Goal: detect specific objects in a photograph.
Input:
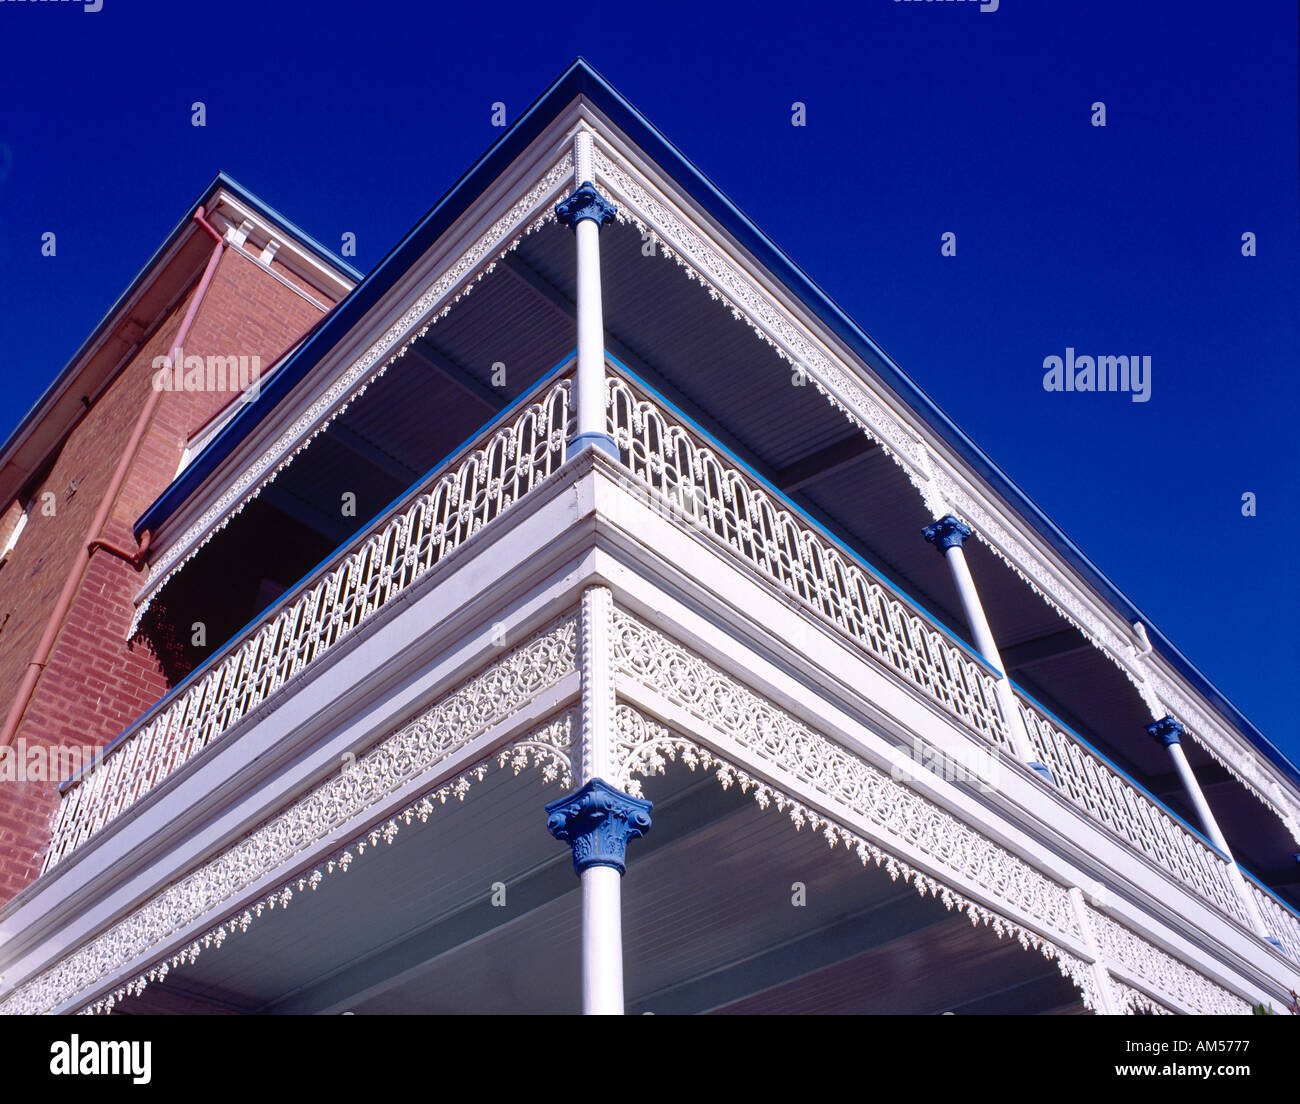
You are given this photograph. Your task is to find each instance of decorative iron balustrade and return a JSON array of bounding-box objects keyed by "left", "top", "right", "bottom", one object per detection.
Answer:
[
  {"left": 1017, "top": 699, "right": 1251, "bottom": 926},
  {"left": 1249, "top": 880, "right": 1300, "bottom": 961},
  {"left": 41, "top": 357, "right": 1300, "bottom": 966},
  {"left": 605, "top": 367, "right": 1298, "bottom": 956},
  {"left": 43, "top": 373, "right": 574, "bottom": 870},
  {"left": 605, "top": 373, "right": 1010, "bottom": 751}
]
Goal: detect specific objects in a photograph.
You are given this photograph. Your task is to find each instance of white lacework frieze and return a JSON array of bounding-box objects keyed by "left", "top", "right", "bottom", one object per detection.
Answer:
[
  {"left": 591, "top": 140, "right": 1298, "bottom": 844},
  {"left": 0, "top": 622, "right": 578, "bottom": 1017},
  {"left": 132, "top": 152, "right": 576, "bottom": 636},
  {"left": 605, "top": 374, "right": 1009, "bottom": 751},
  {"left": 71, "top": 715, "right": 575, "bottom": 1017},
  {"left": 45, "top": 377, "right": 575, "bottom": 871},
  {"left": 1090, "top": 910, "right": 1250, "bottom": 1016},
  {"left": 605, "top": 361, "right": 1255, "bottom": 934},
  {"left": 1114, "top": 982, "right": 1173, "bottom": 1016},
  {"left": 608, "top": 612, "right": 1081, "bottom": 947},
  {"left": 592, "top": 147, "right": 933, "bottom": 490},
  {"left": 611, "top": 701, "right": 1107, "bottom": 1012}
]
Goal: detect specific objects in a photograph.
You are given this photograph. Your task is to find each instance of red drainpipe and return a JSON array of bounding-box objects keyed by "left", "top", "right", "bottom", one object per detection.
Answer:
[{"left": 0, "top": 207, "right": 226, "bottom": 749}]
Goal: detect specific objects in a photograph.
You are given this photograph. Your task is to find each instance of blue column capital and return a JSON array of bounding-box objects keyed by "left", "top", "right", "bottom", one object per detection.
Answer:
[
  {"left": 922, "top": 514, "right": 972, "bottom": 552},
  {"left": 1146, "top": 715, "right": 1184, "bottom": 747},
  {"left": 547, "top": 777, "right": 652, "bottom": 875},
  {"left": 555, "top": 182, "right": 617, "bottom": 231}
]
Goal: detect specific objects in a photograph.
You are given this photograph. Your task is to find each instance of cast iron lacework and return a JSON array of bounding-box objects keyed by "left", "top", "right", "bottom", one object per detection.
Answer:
[
  {"left": 0, "top": 617, "right": 577, "bottom": 1016},
  {"left": 603, "top": 369, "right": 1300, "bottom": 953},
  {"left": 46, "top": 374, "right": 575, "bottom": 869},
  {"left": 608, "top": 611, "right": 1251, "bottom": 1015},
  {"left": 591, "top": 138, "right": 1299, "bottom": 840},
  {"left": 612, "top": 702, "right": 1103, "bottom": 1011},
  {"left": 605, "top": 373, "right": 1009, "bottom": 750},
  {"left": 1090, "top": 911, "right": 1250, "bottom": 1016}
]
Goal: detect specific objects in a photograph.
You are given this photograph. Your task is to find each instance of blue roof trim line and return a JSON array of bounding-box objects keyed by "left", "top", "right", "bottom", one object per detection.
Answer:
[
  {"left": 129, "top": 58, "right": 1295, "bottom": 788},
  {"left": 213, "top": 171, "right": 364, "bottom": 283}
]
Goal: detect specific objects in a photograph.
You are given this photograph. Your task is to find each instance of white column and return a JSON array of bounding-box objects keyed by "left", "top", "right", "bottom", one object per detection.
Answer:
[
  {"left": 1147, "top": 716, "right": 1273, "bottom": 941},
  {"left": 574, "top": 216, "right": 605, "bottom": 440},
  {"left": 579, "top": 585, "right": 615, "bottom": 782},
  {"left": 558, "top": 129, "right": 618, "bottom": 458},
  {"left": 546, "top": 587, "right": 653, "bottom": 1014},
  {"left": 923, "top": 515, "right": 1042, "bottom": 771},
  {"left": 581, "top": 864, "right": 625, "bottom": 1013}
]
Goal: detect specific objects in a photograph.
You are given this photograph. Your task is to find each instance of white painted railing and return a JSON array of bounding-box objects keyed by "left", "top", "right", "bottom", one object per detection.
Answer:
[
  {"left": 606, "top": 368, "right": 1298, "bottom": 954},
  {"left": 606, "top": 374, "right": 1010, "bottom": 752},
  {"left": 43, "top": 359, "right": 1300, "bottom": 962},
  {"left": 1017, "top": 699, "right": 1252, "bottom": 926},
  {"left": 1249, "top": 880, "right": 1300, "bottom": 961},
  {"left": 43, "top": 374, "right": 574, "bottom": 870}
]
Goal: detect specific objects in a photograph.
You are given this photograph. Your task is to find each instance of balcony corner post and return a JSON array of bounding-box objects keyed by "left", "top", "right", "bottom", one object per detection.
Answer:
[
  {"left": 921, "top": 514, "right": 1048, "bottom": 777},
  {"left": 1146, "top": 716, "right": 1275, "bottom": 944},
  {"left": 543, "top": 585, "right": 652, "bottom": 1015},
  {"left": 546, "top": 778, "right": 652, "bottom": 1015},
  {"left": 556, "top": 129, "right": 619, "bottom": 461}
]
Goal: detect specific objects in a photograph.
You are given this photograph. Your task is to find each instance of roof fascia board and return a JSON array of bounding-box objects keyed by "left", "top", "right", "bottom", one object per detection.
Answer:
[
  {"left": 209, "top": 190, "right": 357, "bottom": 300},
  {"left": 209, "top": 172, "right": 363, "bottom": 284}
]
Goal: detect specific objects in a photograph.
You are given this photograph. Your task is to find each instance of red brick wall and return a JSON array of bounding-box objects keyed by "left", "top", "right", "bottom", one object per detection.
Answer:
[{"left": 0, "top": 244, "right": 336, "bottom": 904}]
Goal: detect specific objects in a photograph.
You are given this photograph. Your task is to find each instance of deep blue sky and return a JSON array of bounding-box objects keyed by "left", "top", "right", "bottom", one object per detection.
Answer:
[{"left": 0, "top": 2, "right": 1295, "bottom": 757}]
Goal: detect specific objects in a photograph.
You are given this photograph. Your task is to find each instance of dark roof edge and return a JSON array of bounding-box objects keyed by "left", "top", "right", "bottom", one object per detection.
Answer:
[{"left": 132, "top": 59, "right": 1299, "bottom": 789}]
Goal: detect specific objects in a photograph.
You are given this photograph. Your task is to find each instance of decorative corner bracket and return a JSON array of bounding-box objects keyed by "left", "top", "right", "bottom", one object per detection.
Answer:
[
  {"left": 922, "top": 514, "right": 972, "bottom": 553},
  {"left": 1146, "top": 715, "right": 1184, "bottom": 748},
  {"left": 547, "top": 777, "right": 652, "bottom": 875},
  {"left": 555, "top": 183, "right": 617, "bottom": 231}
]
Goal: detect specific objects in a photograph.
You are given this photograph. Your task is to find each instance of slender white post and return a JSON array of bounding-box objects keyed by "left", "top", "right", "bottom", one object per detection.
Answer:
[
  {"left": 547, "top": 778, "right": 652, "bottom": 1014},
  {"left": 556, "top": 130, "right": 618, "bottom": 458},
  {"left": 1147, "top": 716, "right": 1273, "bottom": 942},
  {"left": 581, "top": 864, "right": 625, "bottom": 1012},
  {"left": 546, "top": 587, "right": 652, "bottom": 1014},
  {"left": 923, "top": 515, "right": 1044, "bottom": 772}
]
